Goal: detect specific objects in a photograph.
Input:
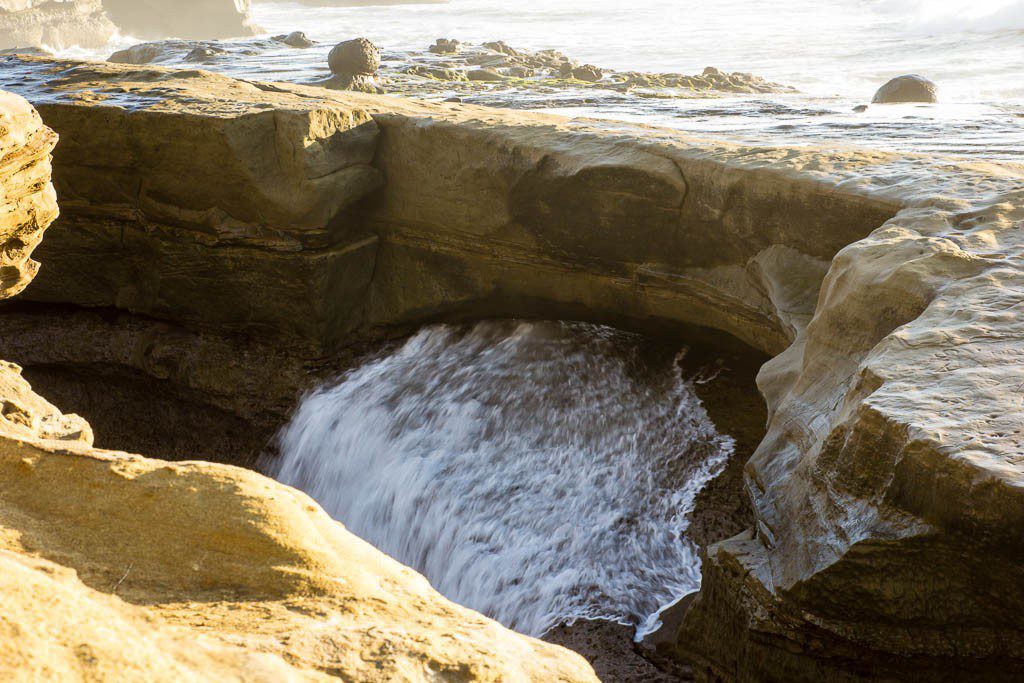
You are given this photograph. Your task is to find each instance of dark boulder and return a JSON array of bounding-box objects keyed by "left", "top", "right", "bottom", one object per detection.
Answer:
[
  {"left": 274, "top": 31, "right": 315, "bottom": 48},
  {"left": 872, "top": 74, "right": 937, "bottom": 103}
]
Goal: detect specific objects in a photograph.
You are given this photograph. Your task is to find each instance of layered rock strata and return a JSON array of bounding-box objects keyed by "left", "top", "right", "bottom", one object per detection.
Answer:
[
  {"left": 0, "top": 87, "right": 597, "bottom": 683},
  {"left": 1, "top": 56, "right": 1022, "bottom": 681}
]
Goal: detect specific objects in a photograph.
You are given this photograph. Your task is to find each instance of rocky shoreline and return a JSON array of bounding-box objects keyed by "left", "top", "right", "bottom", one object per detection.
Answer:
[
  {"left": 0, "top": 53, "right": 1021, "bottom": 682},
  {"left": 103, "top": 33, "right": 796, "bottom": 107}
]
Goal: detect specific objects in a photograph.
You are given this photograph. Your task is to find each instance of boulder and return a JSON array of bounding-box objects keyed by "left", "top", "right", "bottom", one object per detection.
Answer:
[
  {"left": 872, "top": 74, "right": 937, "bottom": 103},
  {"left": 328, "top": 37, "right": 380, "bottom": 76},
  {"left": 273, "top": 30, "right": 314, "bottom": 48},
  {"left": 108, "top": 43, "right": 162, "bottom": 64},
  {"left": 570, "top": 64, "right": 602, "bottom": 82}
]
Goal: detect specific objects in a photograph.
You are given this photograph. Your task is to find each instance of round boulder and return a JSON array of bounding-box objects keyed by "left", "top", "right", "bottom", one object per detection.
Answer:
[
  {"left": 872, "top": 74, "right": 937, "bottom": 104},
  {"left": 328, "top": 38, "right": 380, "bottom": 77}
]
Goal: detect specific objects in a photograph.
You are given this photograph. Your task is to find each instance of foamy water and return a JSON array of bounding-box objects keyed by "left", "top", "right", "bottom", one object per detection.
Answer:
[
  {"left": 265, "top": 321, "right": 734, "bottom": 638},
  {"left": 54, "top": 0, "right": 1024, "bottom": 160}
]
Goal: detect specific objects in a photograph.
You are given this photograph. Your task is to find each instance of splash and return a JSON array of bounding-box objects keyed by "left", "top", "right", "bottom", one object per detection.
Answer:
[{"left": 266, "top": 320, "right": 733, "bottom": 639}]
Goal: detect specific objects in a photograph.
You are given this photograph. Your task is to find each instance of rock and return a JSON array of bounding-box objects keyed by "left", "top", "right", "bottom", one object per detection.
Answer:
[
  {"left": 272, "top": 30, "right": 314, "bottom": 48},
  {"left": 702, "top": 66, "right": 722, "bottom": 77},
  {"left": 328, "top": 36, "right": 380, "bottom": 76},
  {"left": 0, "top": 85, "right": 599, "bottom": 682},
  {"left": 853, "top": 103, "right": 868, "bottom": 112},
  {"left": 3, "top": 58, "right": 1023, "bottom": 682},
  {"left": 429, "top": 37, "right": 461, "bottom": 54},
  {"left": 467, "top": 67, "right": 504, "bottom": 81},
  {"left": 507, "top": 65, "right": 535, "bottom": 79},
  {"left": 0, "top": 0, "right": 114, "bottom": 49},
  {"left": 100, "top": 0, "right": 255, "bottom": 40},
  {"left": 108, "top": 42, "right": 166, "bottom": 64},
  {"left": 0, "top": 88, "right": 58, "bottom": 299},
  {"left": 872, "top": 74, "right": 937, "bottom": 103},
  {"left": 570, "top": 64, "right": 602, "bottom": 82},
  {"left": 483, "top": 40, "right": 519, "bottom": 56},
  {"left": 184, "top": 45, "right": 225, "bottom": 63}
]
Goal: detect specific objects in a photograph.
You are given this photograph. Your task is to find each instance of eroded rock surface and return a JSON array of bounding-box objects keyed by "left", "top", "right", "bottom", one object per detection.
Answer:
[
  {"left": 1, "top": 57, "right": 1022, "bottom": 681},
  {"left": 0, "top": 86, "right": 597, "bottom": 683}
]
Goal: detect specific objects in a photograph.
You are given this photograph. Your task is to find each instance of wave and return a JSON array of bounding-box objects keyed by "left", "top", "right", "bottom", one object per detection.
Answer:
[{"left": 873, "top": 0, "right": 1024, "bottom": 34}]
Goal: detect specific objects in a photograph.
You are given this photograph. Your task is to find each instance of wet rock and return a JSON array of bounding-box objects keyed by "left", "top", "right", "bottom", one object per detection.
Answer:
[
  {"left": 405, "top": 65, "right": 466, "bottom": 81},
  {"left": 571, "top": 64, "right": 603, "bottom": 82},
  {"left": 872, "top": 74, "right": 937, "bottom": 103},
  {"left": 483, "top": 40, "right": 519, "bottom": 56},
  {"left": 108, "top": 42, "right": 166, "bottom": 65},
  {"left": 853, "top": 104, "right": 868, "bottom": 113},
  {"left": 507, "top": 66, "right": 535, "bottom": 79},
  {"left": 185, "top": 46, "right": 226, "bottom": 63},
  {"left": 273, "top": 31, "right": 315, "bottom": 48},
  {"left": 429, "top": 38, "right": 461, "bottom": 54},
  {"left": 328, "top": 37, "right": 380, "bottom": 76},
  {"left": 468, "top": 68, "right": 504, "bottom": 82}
]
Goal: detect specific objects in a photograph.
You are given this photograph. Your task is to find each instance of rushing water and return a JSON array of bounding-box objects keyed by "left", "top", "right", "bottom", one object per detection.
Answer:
[{"left": 266, "top": 321, "right": 734, "bottom": 638}]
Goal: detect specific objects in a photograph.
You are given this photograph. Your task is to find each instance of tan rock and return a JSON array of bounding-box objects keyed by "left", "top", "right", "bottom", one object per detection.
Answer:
[
  {"left": 0, "top": 89, "right": 57, "bottom": 299},
  {"left": 0, "top": 57, "right": 1022, "bottom": 680},
  {"left": 0, "top": 85, "right": 598, "bottom": 682}
]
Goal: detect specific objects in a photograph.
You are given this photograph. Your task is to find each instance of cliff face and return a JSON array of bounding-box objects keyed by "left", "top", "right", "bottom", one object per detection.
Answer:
[
  {"left": 0, "top": 0, "right": 253, "bottom": 49},
  {"left": 0, "top": 0, "right": 114, "bottom": 49},
  {"left": 101, "top": 0, "right": 255, "bottom": 40},
  {"left": 1, "top": 56, "right": 1023, "bottom": 681},
  {"left": 0, "top": 86, "right": 598, "bottom": 683}
]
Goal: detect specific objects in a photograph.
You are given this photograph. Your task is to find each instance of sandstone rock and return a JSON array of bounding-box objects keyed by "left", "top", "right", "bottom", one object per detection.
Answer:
[
  {"left": 468, "top": 67, "right": 504, "bottom": 81},
  {"left": 184, "top": 45, "right": 226, "bottom": 63},
  {"left": 2, "top": 58, "right": 1022, "bottom": 681},
  {"left": 483, "top": 40, "right": 519, "bottom": 56},
  {"left": 0, "top": 89, "right": 57, "bottom": 299},
  {"left": 101, "top": 0, "right": 255, "bottom": 40},
  {"left": 0, "top": 0, "right": 114, "bottom": 49},
  {"left": 328, "top": 37, "right": 380, "bottom": 76},
  {"left": 107, "top": 42, "right": 166, "bottom": 64},
  {"left": 0, "top": 85, "right": 598, "bottom": 682},
  {"left": 273, "top": 30, "right": 315, "bottom": 48},
  {"left": 872, "top": 73, "right": 937, "bottom": 103},
  {"left": 570, "top": 64, "right": 602, "bottom": 82},
  {"left": 429, "top": 37, "right": 461, "bottom": 54}
]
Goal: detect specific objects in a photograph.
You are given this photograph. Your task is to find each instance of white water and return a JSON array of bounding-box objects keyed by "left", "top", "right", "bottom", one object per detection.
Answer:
[
  {"left": 53, "top": 0, "right": 1024, "bottom": 160},
  {"left": 267, "top": 321, "right": 734, "bottom": 638}
]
